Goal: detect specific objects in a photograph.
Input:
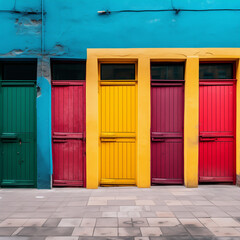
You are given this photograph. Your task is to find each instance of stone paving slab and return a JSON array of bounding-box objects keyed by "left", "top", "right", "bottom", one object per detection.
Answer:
[{"left": 0, "top": 186, "right": 240, "bottom": 239}]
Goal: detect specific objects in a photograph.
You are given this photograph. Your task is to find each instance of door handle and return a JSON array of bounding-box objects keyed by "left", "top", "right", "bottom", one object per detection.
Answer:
[
  {"left": 53, "top": 139, "right": 67, "bottom": 143},
  {"left": 200, "top": 137, "right": 217, "bottom": 142},
  {"left": 101, "top": 138, "right": 117, "bottom": 142},
  {"left": 152, "top": 137, "right": 165, "bottom": 142}
]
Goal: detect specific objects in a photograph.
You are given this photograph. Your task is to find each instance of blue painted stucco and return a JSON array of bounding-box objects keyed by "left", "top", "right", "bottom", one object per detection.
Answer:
[{"left": 0, "top": 0, "right": 240, "bottom": 188}]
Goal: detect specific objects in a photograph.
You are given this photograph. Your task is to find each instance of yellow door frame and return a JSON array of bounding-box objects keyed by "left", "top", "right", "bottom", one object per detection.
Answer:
[{"left": 86, "top": 48, "right": 240, "bottom": 188}]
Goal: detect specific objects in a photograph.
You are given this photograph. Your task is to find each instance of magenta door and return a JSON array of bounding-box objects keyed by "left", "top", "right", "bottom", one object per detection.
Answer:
[
  {"left": 52, "top": 81, "right": 85, "bottom": 187},
  {"left": 151, "top": 82, "right": 184, "bottom": 184},
  {"left": 199, "top": 82, "right": 235, "bottom": 183}
]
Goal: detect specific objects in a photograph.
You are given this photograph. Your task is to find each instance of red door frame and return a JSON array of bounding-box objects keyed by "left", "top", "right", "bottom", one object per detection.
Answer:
[
  {"left": 151, "top": 78, "right": 185, "bottom": 185},
  {"left": 199, "top": 61, "right": 236, "bottom": 184},
  {"left": 51, "top": 80, "right": 86, "bottom": 187}
]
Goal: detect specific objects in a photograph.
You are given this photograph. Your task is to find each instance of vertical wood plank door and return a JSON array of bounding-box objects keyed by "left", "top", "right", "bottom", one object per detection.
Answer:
[
  {"left": 52, "top": 81, "right": 85, "bottom": 187},
  {"left": 151, "top": 83, "right": 184, "bottom": 184},
  {"left": 100, "top": 84, "right": 137, "bottom": 185},
  {"left": 0, "top": 83, "right": 37, "bottom": 187},
  {"left": 199, "top": 82, "right": 235, "bottom": 183}
]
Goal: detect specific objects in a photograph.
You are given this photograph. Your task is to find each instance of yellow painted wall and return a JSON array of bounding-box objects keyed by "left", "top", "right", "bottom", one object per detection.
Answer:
[
  {"left": 184, "top": 57, "right": 199, "bottom": 187},
  {"left": 86, "top": 48, "right": 240, "bottom": 189}
]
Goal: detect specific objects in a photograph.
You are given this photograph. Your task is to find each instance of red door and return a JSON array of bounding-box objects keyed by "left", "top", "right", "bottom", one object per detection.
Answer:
[
  {"left": 52, "top": 81, "right": 85, "bottom": 187},
  {"left": 199, "top": 80, "right": 235, "bottom": 183},
  {"left": 151, "top": 82, "right": 184, "bottom": 184}
]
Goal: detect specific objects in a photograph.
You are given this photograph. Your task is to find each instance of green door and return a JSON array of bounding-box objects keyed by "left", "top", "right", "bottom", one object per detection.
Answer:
[{"left": 0, "top": 73, "right": 37, "bottom": 187}]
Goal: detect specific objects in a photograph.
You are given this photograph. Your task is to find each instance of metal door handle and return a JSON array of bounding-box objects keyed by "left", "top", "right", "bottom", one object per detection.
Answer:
[
  {"left": 53, "top": 139, "right": 67, "bottom": 143},
  {"left": 152, "top": 138, "right": 165, "bottom": 142},
  {"left": 200, "top": 138, "right": 217, "bottom": 142}
]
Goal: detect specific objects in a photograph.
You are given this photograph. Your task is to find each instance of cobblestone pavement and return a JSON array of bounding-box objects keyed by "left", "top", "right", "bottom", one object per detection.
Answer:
[{"left": 1, "top": 186, "right": 240, "bottom": 239}]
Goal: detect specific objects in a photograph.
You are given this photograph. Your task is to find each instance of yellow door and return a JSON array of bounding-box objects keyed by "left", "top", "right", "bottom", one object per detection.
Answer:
[{"left": 100, "top": 64, "right": 137, "bottom": 185}]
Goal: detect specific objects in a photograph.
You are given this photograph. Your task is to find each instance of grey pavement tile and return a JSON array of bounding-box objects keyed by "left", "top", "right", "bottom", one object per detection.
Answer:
[
  {"left": 186, "top": 227, "right": 213, "bottom": 236},
  {"left": 78, "top": 237, "right": 133, "bottom": 240},
  {"left": 179, "top": 218, "right": 204, "bottom": 228},
  {"left": 118, "top": 218, "right": 133, "bottom": 227},
  {"left": 72, "top": 227, "right": 94, "bottom": 236},
  {"left": 0, "top": 238, "right": 45, "bottom": 240},
  {"left": 81, "top": 218, "right": 96, "bottom": 227},
  {"left": 17, "top": 227, "right": 74, "bottom": 236},
  {"left": 140, "top": 212, "right": 157, "bottom": 218},
  {"left": 147, "top": 218, "right": 180, "bottom": 227},
  {"left": 119, "top": 227, "right": 141, "bottom": 236},
  {"left": 132, "top": 218, "right": 148, "bottom": 227},
  {"left": 23, "top": 219, "right": 47, "bottom": 227},
  {"left": 93, "top": 227, "right": 118, "bottom": 236},
  {"left": 108, "top": 200, "right": 136, "bottom": 206},
  {"left": 160, "top": 226, "right": 189, "bottom": 236},
  {"left": 43, "top": 218, "right": 61, "bottom": 227},
  {"left": 102, "top": 212, "right": 118, "bottom": 217},
  {"left": 58, "top": 218, "right": 82, "bottom": 227},
  {"left": 0, "top": 219, "right": 27, "bottom": 227},
  {"left": 173, "top": 212, "right": 194, "bottom": 218},
  {"left": 45, "top": 238, "right": 78, "bottom": 240},
  {"left": 96, "top": 217, "right": 118, "bottom": 227},
  {"left": 208, "top": 227, "right": 240, "bottom": 237},
  {"left": 0, "top": 227, "right": 18, "bottom": 236},
  {"left": 150, "top": 236, "right": 193, "bottom": 240},
  {"left": 140, "top": 227, "right": 162, "bottom": 236}
]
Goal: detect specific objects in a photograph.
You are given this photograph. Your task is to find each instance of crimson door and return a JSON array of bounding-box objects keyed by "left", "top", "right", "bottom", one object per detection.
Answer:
[
  {"left": 52, "top": 81, "right": 85, "bottom": 187},
  {"left": 199, "top": 80, "right": 235, "bottom": 183},
  {"left": 151, "top": 82, "right": 184, "bottom": 184}
]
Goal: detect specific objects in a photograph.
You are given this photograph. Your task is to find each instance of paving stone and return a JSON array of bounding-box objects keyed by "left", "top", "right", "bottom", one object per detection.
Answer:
[
  {"left": 45, "top": 237, "right": 79, "bottom": 240},
  {"left": 93, "top": 227, "right": 118, "bottom": 236},
  {"left": 58, "top": 218, "right": 82, "bottom": 227},
  {"left": 102, "top": 212, "right": 118, "bottom": 217},
  {"left": 140, "top": 227, "right": 162, "bottom": 236},
  {"left": 72, "top": 227, "right": 94, "bottom": 236},
  {"left": 118, "top": 218, "right": 133, "bottom": 227},
  {"left": 136, "top": 200, "right": 155, "bottom": 206},
  {"left": 132, "top": 218, "right": 148, "bottom": 227},
  {"left": 23, "top": 219, "right": 47, "bottom": 227},
  {"left": 134, "top": 237, "right": 149, "bottom": 240},
  {"left": 0, "top": 219, "right": 27, "bottom": 227},
  {"left": 156, "top": 212, "right": 175, "bottom": 218},
  {"left": 186, "top": 227, "right": 213, "bottom": 236},
  {"left": 198, "top": 218, "right": 218, "bottom": 227},
  {"left": 208, "top": 227, "right": 240, "bottom": 236},
  {"left": 211, "top": 218, "right": 240, "bottom": 227},
  {"left": 147, "top": 218, "right": 180, "bottom": 227},
  {"left": 108, "top": 200, "right": 136, "bottom": 206},
  {"left": 96, "top": 218, "right": 118, "bottom": 227},
  {"left": 160, "top": 226, "right": 189, "bottom": 236},
  {"left": 43, "top": 218, "right": 61, "bottom": 227},
  {"left": 80, "top": 218, "right": 96, "bottom": 227},
  {"left": 119, "top": 227, "right": 141, "bottom": 236},
  {"left": 179, "top": 218, "right": 204, "bottom": 227},
  {"left": 0, "top": 227, "right": 18, "bottom": 236},
  {"left": 17, "top": 227, "right": 74, "bottom": 236}
]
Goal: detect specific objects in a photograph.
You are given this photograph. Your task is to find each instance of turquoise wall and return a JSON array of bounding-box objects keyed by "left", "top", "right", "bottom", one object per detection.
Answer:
[{"left": 0, "top": 0, "right": 240, "bottom": 188}]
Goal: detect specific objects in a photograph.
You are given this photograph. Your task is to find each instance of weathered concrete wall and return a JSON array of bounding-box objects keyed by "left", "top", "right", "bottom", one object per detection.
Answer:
[{"left": 0, "top": 0, "right": 240, "bottom": 188}]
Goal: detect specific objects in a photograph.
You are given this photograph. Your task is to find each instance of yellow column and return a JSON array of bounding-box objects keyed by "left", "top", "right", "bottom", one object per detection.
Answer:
[
  {"left": 184, "top": 56, "right": 199, "bottom": 188},
  {"left": 86, "top": 54, "right": 99, "bottom": 188},
  {"left": 236, "top": 59, "right": 240, "bottom": 186},
  {"left": 137, "top": 57, "right": 151, "bottom": 188}
]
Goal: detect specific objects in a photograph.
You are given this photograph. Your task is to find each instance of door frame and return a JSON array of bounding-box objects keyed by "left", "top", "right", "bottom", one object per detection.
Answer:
[{"left": 199, "top": 61, "right": 236, "bottom": 184}]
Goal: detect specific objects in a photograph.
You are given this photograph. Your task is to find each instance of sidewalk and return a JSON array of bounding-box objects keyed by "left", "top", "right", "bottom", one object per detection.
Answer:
[{"left": 0, "top": 185, "right": 240, "bottom": 239}]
